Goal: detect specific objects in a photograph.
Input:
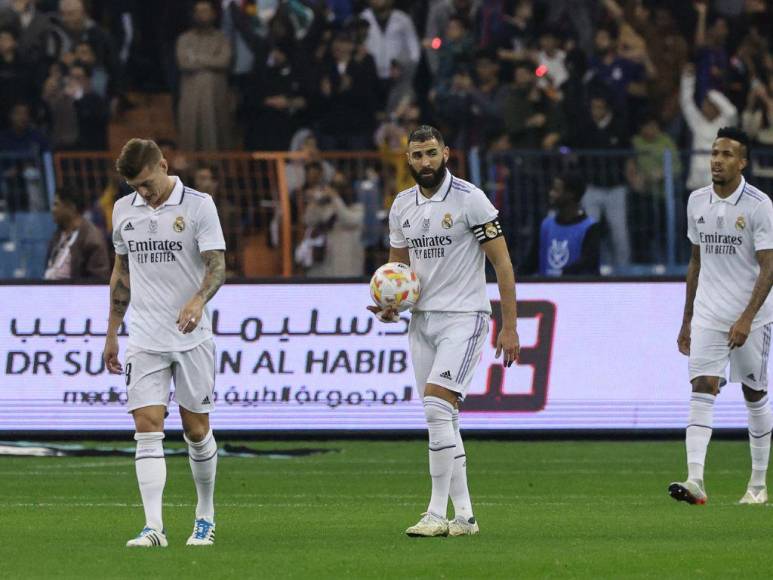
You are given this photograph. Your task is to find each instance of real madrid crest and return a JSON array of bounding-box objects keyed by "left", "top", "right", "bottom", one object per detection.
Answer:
[
  {"left": 173, "top": 216, "right": 186, "bottom": 233},
  {"left": 735, "top": 216, "right": 746, "bottom": 231},
  {"left": 441, "top": 213, "right": 453, "bottom": 229},
  {"left": 485, "top": 222, "right": 498, "bottom": 238}
]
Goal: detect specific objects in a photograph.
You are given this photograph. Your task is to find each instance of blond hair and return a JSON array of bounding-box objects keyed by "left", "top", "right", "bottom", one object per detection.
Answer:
[{"left": 115, "top": 138, "right": 162, "bottom": 179}]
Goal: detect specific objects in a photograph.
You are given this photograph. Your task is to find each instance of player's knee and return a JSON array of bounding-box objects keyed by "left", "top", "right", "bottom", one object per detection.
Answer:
[
  {"left": 133, "top": 413, "right": 164, "bottom": 433},
  {"left": 742, "top": 385, "right": 766, "bottom": 402},
  {"left": 691, "top": 376, "right": 719, "bottom": 395},
  {"left": 423, "top": 395, "right": 454, "bottom": 426}
]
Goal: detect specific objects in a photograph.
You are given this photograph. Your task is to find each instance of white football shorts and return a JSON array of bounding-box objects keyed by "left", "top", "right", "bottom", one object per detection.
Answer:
[
  {"left": 125, "top": 339, "right": 216, "bottom": 413},
  {"left": 409, "top": 311, "right": 490, "bottom": 399},
  {"left": 689, "top": 324, "right": 772, "bottom": 390}
]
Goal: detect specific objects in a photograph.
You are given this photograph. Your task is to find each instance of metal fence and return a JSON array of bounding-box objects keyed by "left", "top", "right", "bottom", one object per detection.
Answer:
[
  {"left": 0, "top": 148, "right": 771, "bottom": 279},
  {"left": 482, "top": 148, "right": 773, "bottom": 275}
]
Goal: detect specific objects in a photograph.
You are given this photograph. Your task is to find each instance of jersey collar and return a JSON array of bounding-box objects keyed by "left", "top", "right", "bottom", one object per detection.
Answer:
[
  {"left": 710, "top": 177, "right": 745, "bottom": 205},
  {"left": 131, "top": 176, "right": 184, "bottom": 207},
  {"left": 415, "top": 170, "right": 452, "bottom": 206}
]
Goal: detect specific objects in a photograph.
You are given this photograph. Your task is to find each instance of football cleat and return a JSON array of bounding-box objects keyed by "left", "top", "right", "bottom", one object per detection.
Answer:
[
  {"left": 126, "top": 527, "right": 168, "bottom": 548},
  {"left": 739, "top": 487, "right": 768, "bottom": 504},
  {"left": 405, "top": 512, "right": 448, "bottom": 537},
  {"left": 668, "top": 480, "right": 707, "bottom": 505},
  {"left": 186, "top": 519, "right": 216, "bottom": 546},
  {"left": 448, "top": 516, "right": 480, "bottom": 536}
]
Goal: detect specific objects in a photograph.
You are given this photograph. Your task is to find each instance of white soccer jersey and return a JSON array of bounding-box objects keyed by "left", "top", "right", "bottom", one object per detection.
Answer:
[
  {"left": 687, "top": 178, "right": 773, "bottom": 331},
  {"left": 389, "top": 170, "right": 499, "bottom": 313},
  {"left": 112, "top": 177, "right": 226, "bottom": 352}
]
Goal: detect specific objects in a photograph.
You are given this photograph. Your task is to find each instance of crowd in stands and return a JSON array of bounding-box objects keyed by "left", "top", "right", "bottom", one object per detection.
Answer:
[{"left": 1, "top": 0, "right": 773, "bottom": 278}]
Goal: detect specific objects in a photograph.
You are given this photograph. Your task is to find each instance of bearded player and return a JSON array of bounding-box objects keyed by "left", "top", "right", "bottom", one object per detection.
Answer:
[{"left": 369, "top": 125, "right": 520, "bottom": 536}]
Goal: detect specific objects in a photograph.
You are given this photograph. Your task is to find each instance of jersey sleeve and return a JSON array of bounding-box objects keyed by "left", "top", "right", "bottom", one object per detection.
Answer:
[
  {"left": 686, "top": 196, "right": 699, "bottom": 245},
  {"left": 466, "top": 188, "right": 501, "bottom": 244},
  {"left": 388, "top": 200, "right": 407, "bottom": 249},
  {"left": 195, "top": 196, "right": 227, "bottom": 252},
  {"left": 112, "top": 203, "right": 128, "bottom": 255},
  {"left": 752, "top": 198, "right": 773, "bottom": 251}
]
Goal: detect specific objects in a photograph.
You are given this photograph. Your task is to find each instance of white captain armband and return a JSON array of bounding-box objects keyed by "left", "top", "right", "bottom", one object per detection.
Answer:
[{"left": 471, "top": 219, "right": 503, "bottom": 244}]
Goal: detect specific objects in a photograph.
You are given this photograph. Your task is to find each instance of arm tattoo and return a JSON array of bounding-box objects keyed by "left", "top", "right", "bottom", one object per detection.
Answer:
[
  {"left": 197, "top": 250, "right": 226, "bottom": 303},
  {"left": 110, "top": 255, "right": 131, "bottom": 319}
]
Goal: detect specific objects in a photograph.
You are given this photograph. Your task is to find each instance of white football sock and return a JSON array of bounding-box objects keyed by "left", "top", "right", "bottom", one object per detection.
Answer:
[
  {"left": 449, "top": 409, "right": 473, "bottom": 521},
  {"left": 686, "top": 392, "right": 716, "bottom": 483},
  {"left": 134, "top": 432, "right": 166, "bottom": 531},
  {"left": 423, "top": 396, "right": 456, "bottom": 518},
  {"left": 746, "top": 395, "right": 772, "bottom": 488},
  {"left": 185, "top": 429, "right": 218, "bottom": 522}
]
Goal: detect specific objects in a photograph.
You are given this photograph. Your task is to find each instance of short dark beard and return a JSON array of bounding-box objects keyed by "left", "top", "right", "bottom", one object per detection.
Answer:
[{"left": 410, "top": 159, "right": 447, "bottom": 190}]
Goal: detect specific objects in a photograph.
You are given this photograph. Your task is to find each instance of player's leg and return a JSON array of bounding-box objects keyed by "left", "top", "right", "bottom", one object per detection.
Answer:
[
  {"left": 447, "top": 313, "right": 487, "bottom": 536},
  {"left": 173, "top": 340, "right": 217, "bottom": 545},
  {"left": 730, "top": 324, "right": 772, "bottom": 503},
  {"left": 669, "top": 327, "right": 727, "bottom": 504},
  {"left": 407, "top": 313, "right": 487, "bottom": 537},
  {"left": 124, "top": 348, "right": 172, "bottom": 547},
  {"left": 405, "top": 313, "right": 451, "bottom": 537}
]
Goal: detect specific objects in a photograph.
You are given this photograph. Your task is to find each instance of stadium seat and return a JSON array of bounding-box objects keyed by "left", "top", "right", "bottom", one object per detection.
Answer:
[
  {"left": 0, "top": 241, "right": 22, "bottom": 278},
  {"left": 20, "top": 240, "right": 49, "bottom": 279},
  {"left": 0, "top": 212, "right": 11, "bottom": 240},
  {"left": 15, "top": 212, "right": 55, "bottom": 242}
]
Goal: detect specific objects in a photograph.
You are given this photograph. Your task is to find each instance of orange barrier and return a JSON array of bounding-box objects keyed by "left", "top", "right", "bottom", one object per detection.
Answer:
[{"left": 54, "top": 150, "right": 466, "bottom": 277}]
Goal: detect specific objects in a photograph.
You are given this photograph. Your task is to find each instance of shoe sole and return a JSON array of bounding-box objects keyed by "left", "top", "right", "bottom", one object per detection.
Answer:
[
  {"left": 405, "top": 530, "right": 448, "bottom": 537},
  {"left": 668, "top": 483, "right": 706, "bottom": 505}
]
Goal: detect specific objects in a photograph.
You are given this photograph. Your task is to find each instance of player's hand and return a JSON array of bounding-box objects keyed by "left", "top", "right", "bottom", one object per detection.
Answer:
[
  {"left": 177, "top": 296, "right": 205, "bottom": 334},
  {"left": 366, "top": 304, "right": 399, "bottom": 323},
  {"left": 728, "top": 316, "right": 752, "bottom": 349},
  {"left": 677, "top": 321, "right": 691, "bottom": 356},
  {"left": 495, "top": 327, "right": 520, "bottom": 367},
  {"left": 103, "top": 334, "right": 122, "bottom": 374}
]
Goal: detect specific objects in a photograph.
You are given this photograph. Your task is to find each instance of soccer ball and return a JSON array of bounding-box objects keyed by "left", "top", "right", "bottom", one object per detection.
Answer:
[{"left": 369, "top": 262, "right": 420, "bottom": 312}]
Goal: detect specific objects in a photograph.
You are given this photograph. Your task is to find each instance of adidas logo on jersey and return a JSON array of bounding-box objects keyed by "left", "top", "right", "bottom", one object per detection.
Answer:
[
  {"left": 201, "top": 396, "right": 211, "bottom": 405},
  {"left": 697, "top": 216, "right": 705, "bottom": 224},
  {"left": 123, "top": 222, "right": 135, "bottom": 231},
  {"left": 402, "top": 219, "right": 410, "bottom": 228},
  {"left": 440, "top": 370, "right": 453, "bottom": 380}
]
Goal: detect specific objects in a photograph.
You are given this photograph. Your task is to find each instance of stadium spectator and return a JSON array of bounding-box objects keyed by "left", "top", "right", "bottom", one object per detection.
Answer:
[
  {"left": 314, "top": 29, "right": 379, "bottom": 151},
  {"left": 575, "top": 92, "right": 631, "bottom": 270},
  {"left": 175, "top": 0, "right": 233, "bottom": 151},
  {"left": 360, "top": 0, "right": 421, "bottom": 98},
  {"left": 423, "top": 0, "right": 480, "bottom": 76},
  {"left": 67, "top": 63, "right": 109, "bottom": 150},
  {"left": 0, "top": 102, "right": 49, "bottom": 153},
  {"left": 45, "top": 0, "right": 120, "bottom": 98},
  {"left": 495, "top": 0, "right": 534, "bottom": 65},
  {"left": 629, "top": 115, "right": 682, "bottom": 263},
  {"left": 742, "top": 76, "right": 773, "bottom": 180},
  {"left": 680, "top": 64, "right": 738, "bottom": 191},
  {"left": 244, "top": 41, "right": 308, "bottom": 151},
  {"left": 692, "top": 1, "right": 729, "bottom": 104},
  {"left": 534, "top": 28, "right": 567, "bottom": 91},
  {"left": 586, "top": 25, "right": 646, "bottom": 120},
  {"left": 498, "top": 60, "right": 561, "bottom": 150},
  {"left": 0, "top": 27, "right": 35, "bottom": 128},
  {"left": 286, "top": 129, "right": 334, "bottom": 195},
  {"left": 73, "top": 40, "right": 107, "bottom": 97},
  {"left": 433, "top": 14, "right": 474, "bottom": 89},
  {"left": 41, "top": 61, "right": 78, "bottom": 149},
  {"left": 296, "top": 167, "right": 364, "bottom": 277},
  {"left": 0, "top": 0, "right": 51, "bottom": 70},
  {"left": 43, "top": 184, "right": 109, "bottom": 281},
  {"left": 523, "top": 171, "right": 600, "bottom": 277}
]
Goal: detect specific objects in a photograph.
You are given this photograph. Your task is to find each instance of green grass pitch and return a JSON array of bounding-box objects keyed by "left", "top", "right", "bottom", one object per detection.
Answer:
[{"left": 2, "top": 439, "right": 773, "bottom": 579}]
